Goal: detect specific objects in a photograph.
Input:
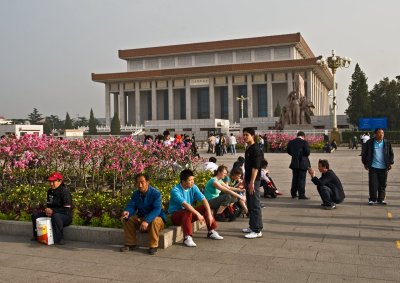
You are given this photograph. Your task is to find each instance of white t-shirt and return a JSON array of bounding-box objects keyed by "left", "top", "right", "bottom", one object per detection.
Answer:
[
  {"left": 361, "top": 135, "right": 370, "bottom": 144},
  {"left": 204, "top": 162, "right": 218, "bottom": 172},
  {"left": 229, "top": 135, "right": 237, "bottom": 145}
]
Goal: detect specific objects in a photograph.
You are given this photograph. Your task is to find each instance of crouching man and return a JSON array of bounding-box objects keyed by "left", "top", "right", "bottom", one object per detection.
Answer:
[
  {"left": 31, "top": 172, "right": 72, "bottom": 245},
  {"left": 308, "top": 159, "right": 345, "bottom": 210},
  {"left": 169, "top": 169, "right": 223, "bottom": 247},
  {"left": 120, "top": 173, "right": 166, "bottom": 255}
]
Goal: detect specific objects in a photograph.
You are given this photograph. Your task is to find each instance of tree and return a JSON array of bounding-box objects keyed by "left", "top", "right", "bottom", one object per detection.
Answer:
[
  {"left": 28, "top": 108, "right": 43, "bottom": 124},
  {"left": 369, "top": 77, "right": 400, "bottom": 129},
  {"left": 88, "top": 108, "right": 98, "bottom": 135},
  {"left": 74, "top": 117, "right": 88, "bottom": 128},
  {"left": 273, "top": 101, "right": 281, "bottom": 117},
  {"left": 64, "top": 112, "right": 73, "bottom": 129},
  {"left": 345, "top": 63, "right": 370, "bottom": 126},
  {"left": 110, "top": 113, "right": 121, "bottom": 135},
  {"left": 43, "top": 117, "right": 52, "bottom": 135}
]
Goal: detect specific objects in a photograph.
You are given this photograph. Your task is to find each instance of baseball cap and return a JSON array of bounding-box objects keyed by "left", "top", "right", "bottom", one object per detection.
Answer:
[{"left": 48, "top": 172, "right": 63, "bottom": 181}]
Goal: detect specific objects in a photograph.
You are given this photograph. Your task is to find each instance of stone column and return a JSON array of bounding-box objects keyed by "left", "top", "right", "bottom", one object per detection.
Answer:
[
  {"left": 209, "top": 77, "right": 215, "bottom": 119},
  {"left": 105, "top": 83, "right": 111, "bottom": 126},
  {"left": 267, "top": 73, "right": 273, "bottom": 117},
  {"left": 247, "top": 74, "right": 253, "bottom": 118},
  {"left": 287, "top": 72, "right": 293, "bottom": 93},
  {"left": 113, "top": 93, "right": 119, "bottom": 117},
  {"left": 135, "top": 82, "right": 141, "bottom": 125},
  {"left": 118, "top": 82, "right": 126, "bottom": 126},
  {"left": 307, "top": 70, "right": 312, "bottom": 100},
  {"left": 168, "top": 80, "right": 173, "bottom": 120},
  {"left": 185, "top": 79, "right": 191, "bottom": 119},
  {"left": 151, "top": 81, "right": 157, "bottom": 120},
  {"left": 227, "top": 75, "right": 234, "bottom": 122}
]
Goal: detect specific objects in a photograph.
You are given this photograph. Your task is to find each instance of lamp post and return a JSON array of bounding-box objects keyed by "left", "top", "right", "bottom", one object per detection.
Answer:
[
  {"left": 317, "top": 50, "right": 351, "bottom": 131},
  {"left": 236, "top": 95, "right": 248, "bottom": 119}
]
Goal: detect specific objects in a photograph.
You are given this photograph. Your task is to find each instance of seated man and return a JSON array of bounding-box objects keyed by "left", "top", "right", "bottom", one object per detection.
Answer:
[
  {"left": 169, "top": 169, "right": 223, "bottom": 247},
  {"left": 308, "top": 159, "right": 345, "bottom": 210},
  {"left": 31, "top": 172, "right": 72, "bottom": 245},
  {"left": 120, "top": 173, "right": 166, "bottom": 255}
]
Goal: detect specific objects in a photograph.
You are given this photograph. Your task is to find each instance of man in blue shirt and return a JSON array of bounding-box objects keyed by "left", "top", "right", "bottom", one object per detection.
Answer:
[
  {"left": 120, "top": 173, "right": 166, "bottom": 255},
  {"left": 169, "top": 169, "right": 223, "bottom": 247},
  {"left": 362, "top": 128, "right": 394, "bottom": 205}
]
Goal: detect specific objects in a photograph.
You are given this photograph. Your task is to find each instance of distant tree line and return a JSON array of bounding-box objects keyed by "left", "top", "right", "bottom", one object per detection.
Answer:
[{"left": 346, "top": 63, "right": 400, "bottom": 130}]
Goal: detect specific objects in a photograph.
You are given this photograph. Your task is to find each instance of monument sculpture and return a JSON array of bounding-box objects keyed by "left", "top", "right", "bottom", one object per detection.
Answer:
[{"left": 276, "top": 74, "right": 315, "bottom": 130}]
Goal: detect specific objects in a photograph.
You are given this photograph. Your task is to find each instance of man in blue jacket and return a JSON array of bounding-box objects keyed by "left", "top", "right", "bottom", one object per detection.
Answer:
[
  {"left": 362, "top": 128, "right": 394, "bottom": 205},
  {"left": 120, "top": 173, "right": 166, "bottom": 255}
]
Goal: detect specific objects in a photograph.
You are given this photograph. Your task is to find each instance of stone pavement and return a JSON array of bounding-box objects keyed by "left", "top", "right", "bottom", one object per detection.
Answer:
[{"left": 1, "top": 147, "right": 399, "bottom": 282}]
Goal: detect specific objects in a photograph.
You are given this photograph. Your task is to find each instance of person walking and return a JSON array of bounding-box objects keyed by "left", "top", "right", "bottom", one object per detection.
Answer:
[{"left": 362, "top": 128, "right": 394, "bottom": 205}]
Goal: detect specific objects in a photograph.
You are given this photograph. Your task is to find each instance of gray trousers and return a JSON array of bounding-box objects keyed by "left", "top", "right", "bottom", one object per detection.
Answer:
[{"left": 208, "top": 193, "right": 237, "bottom": 210}]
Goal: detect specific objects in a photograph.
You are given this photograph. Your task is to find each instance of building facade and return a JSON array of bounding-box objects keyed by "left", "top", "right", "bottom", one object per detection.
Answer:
[{"left": 92, "top": 33, "right": 334, "bottom": 138}]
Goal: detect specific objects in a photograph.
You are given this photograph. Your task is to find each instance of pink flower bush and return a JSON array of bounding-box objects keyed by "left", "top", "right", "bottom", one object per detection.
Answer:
[{"left": 0, "top": 135, "right": 202, "bottom": 193}]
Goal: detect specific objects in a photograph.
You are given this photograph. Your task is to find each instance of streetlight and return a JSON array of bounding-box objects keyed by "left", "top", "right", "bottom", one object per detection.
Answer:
[
  {"left": 317, "top": 50, "right": 351, "bottom": 131},
  {"left": 236, "top": 95, "right": 248, "bottom": 119}
]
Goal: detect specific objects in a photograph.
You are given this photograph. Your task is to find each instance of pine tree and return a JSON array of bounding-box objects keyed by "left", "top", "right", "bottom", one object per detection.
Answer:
[
  {"left": 28, "top": 108, "right": 43, "bottom": 124},
  {"left": 345, "top": 63, "right": 370, "bottom": 126},
  {"left": 43, "top": 117, "right": 52, "bottom": 135},
  {"left": 110, "top": 113, "right": 121, "bottom": 135},
  {"left": 274, "top": 101, "right": 281, "bottom": 117},
  {"left": 88, "top": 108, "right": 98, "bottom": 135},
  {"left": 64, "top": 112, "right": 73, "bottom": 129}
]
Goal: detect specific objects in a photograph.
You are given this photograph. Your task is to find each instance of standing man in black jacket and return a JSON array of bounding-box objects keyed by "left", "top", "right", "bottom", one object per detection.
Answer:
[
  {"left": 287, "top": 131, "right": 311, "bottom": 199},
  {"left": 362, "top": 128, "right": 394, "bottom": 205},
  {"left": 308, "top": 159, "right": 345, "bottom": 209},
  {"left": 31, "top": 172, "right": 72, "bottom": 245}
]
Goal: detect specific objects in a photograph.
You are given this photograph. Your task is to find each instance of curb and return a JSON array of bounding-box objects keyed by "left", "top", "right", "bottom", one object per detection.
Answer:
[{"left": 0, "top": 219, "right": 204, "bottom": 249}]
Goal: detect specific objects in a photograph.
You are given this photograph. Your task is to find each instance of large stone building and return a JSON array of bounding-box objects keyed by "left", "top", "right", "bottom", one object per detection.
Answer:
[{"left": 92, "top": 33, "right": 334, "bottom": 138}]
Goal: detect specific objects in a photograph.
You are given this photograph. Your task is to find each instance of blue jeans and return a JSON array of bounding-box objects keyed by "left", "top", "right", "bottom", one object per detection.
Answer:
[
  {"left": 317, "top": 185, "right": 335, "bottom": 206},
  {"left": 245, "top": 180, "right": 263, "bottom": 233},
  {"left": 230, "top": 144, "right": 236, "bottom": 155}
]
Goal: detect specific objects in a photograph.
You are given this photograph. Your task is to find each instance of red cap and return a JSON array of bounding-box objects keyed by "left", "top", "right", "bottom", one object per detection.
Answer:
[{"left": 48, "top": 172, "right": 63, "bottom": 181}]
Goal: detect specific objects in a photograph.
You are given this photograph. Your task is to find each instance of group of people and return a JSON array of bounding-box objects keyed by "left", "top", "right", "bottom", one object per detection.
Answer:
[
  {"left": 207, "top": 133, "right": 238, "bottom": 156},
  {"left": 30, "top": 127, "right": 394, "bottom": 256}
]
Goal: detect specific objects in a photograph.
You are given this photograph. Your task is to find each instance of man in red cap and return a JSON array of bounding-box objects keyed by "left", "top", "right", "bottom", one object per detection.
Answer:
[{"left": 31, "top": 172, "right": 72, "bottom": 245}]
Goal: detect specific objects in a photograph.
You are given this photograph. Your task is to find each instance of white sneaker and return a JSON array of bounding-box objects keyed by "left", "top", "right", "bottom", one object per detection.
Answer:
[
  {"left": 183, "top": 236, "right": 197, "bottom": 247},
  {"left": 207, "top": 230, "right": 223, "bottom": 240},
  {"left": 244, "top": 231, "right": 262, "bottom": 239},
  {"left": 242, "top": 228, "right": 252, "bottom": 233}
]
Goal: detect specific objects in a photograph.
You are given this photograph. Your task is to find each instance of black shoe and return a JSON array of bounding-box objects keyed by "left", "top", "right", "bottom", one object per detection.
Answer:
[
  {"left": 120, "top": 245, "right": 138, "bottom": 252},
  {"left": 30, "top": 237, "right": 38, "bottom": 242},
  {"left": 55, "top": 239, "right": 66, "bottom": 245},
  {"left": 291, "top": 195, "right": 298, "bottom": 199},
  {"left": 377, "top": 200, "right": 387, "bottom": 205},
  {"left": 324, "top": 204, "right": 336, "bottom": 210},
  {"left": 148, "top": 247, "right": 158, "bottom": 255},
  {"left": 298, "top": 196, "right": 310, "bottom": 200}
]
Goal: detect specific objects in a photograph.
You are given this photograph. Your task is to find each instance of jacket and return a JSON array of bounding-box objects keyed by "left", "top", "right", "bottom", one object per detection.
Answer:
[
  {"left": 124, "top": 186, "right": 167, "bottom": 224},
  {"left": 287, "top": 137, "right": 311, "bottom": 170},
  {"left": 311, "top": 169, "right": 345, "bottom": 203},
  {"left": 362, "top": 138, "right": 394, "bottom": 170}
]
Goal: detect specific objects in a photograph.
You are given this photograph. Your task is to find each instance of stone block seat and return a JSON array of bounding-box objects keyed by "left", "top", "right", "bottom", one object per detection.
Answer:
[{"left": 0, "top": 220, "right": 204, "bottom": 249}]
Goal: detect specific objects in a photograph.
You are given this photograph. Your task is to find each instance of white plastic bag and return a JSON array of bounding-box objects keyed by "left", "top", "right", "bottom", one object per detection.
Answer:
[{"left": 36, "top": 217, "right": 54, "bottom": 245}]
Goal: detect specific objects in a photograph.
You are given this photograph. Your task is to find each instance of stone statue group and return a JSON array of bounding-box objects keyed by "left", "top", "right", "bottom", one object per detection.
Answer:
[{"left": 277, "top": 75, "right": 315, "bottom": 130}]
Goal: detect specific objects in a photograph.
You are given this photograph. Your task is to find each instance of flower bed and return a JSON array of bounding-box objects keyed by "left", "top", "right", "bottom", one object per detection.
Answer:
[{"left": 0, "top": 135, "right": 211, "bottom": 228}]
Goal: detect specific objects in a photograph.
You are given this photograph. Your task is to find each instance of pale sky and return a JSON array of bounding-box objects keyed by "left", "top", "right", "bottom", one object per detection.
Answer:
[{"left": 1, "top": 0, "right": 399, "bottom": 120}]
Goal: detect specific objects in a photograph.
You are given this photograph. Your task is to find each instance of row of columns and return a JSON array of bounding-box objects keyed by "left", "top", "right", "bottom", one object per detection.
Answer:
[{"left": 105, "top": 73, "right": 314, "bottom": 126}]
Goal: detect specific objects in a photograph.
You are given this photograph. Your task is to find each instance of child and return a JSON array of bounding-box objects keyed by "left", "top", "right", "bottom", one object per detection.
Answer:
[
  {"left": 260, "top": 159, "right": 282, "bottom": 198},
  {"left": 224, "top": 166, "right": 248, "bottom": 217}
]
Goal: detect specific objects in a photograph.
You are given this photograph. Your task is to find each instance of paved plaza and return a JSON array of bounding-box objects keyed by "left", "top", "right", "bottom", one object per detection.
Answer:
[{"left": 0, "top": 147, "right": 399, "bottom": 282}]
